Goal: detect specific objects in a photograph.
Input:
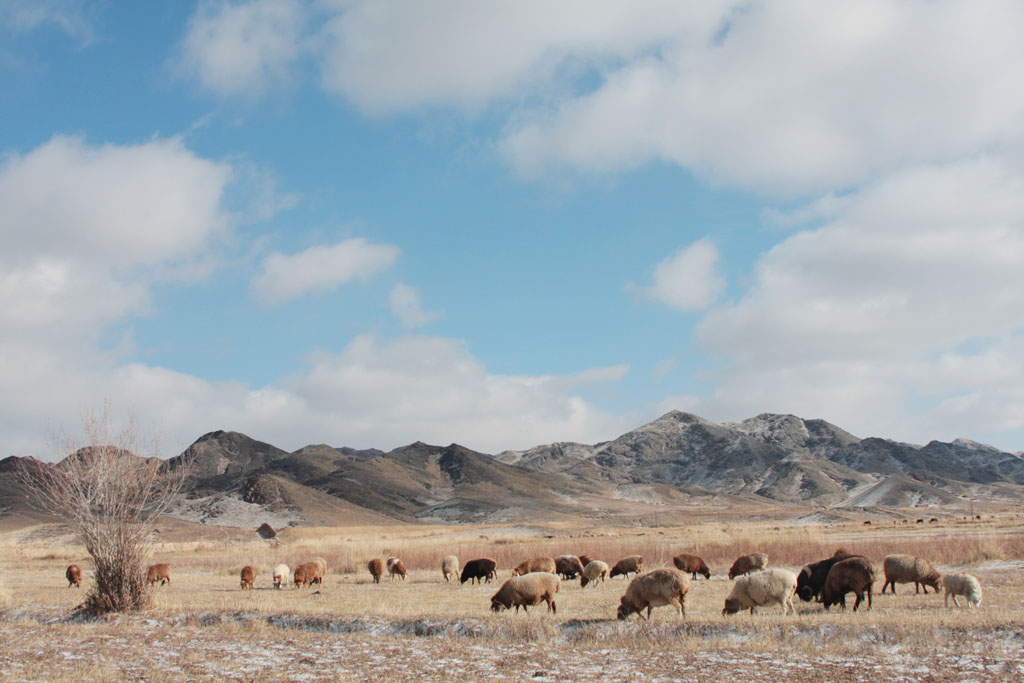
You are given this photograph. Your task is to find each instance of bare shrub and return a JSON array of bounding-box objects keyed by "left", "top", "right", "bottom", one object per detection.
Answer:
[{"left": 17, "top": 404, "right": 190, "bottom": 614}]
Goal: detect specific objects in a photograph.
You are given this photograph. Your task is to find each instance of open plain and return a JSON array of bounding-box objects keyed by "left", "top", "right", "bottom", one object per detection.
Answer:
[{"left": 1, "top": 514, "right": 1023, "bottom": 682}]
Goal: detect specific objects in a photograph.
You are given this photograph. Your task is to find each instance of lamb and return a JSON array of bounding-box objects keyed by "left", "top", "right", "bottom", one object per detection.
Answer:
[
  {"left": 882, "top": 554, "right": 941, "bottom": 594},
  {"left": 821, "top": 556, "right": 875, "bottom": 611},
  {"left": 442, "top": 555, "right": 459, "bottom": 583},
  {"left": 386, "top": 557, "right": 408, "bottom": 581},
  {"left": 490, "top": 572, "right": 560, "bottom": 614},
  {"left": 554, "top": 555, "right": 585, "bottom": 580},
  {"left": 460, "top": 558, "right": 498, "bottom": 584},
  {"left": 146, "top": 563, "right": 170, "bottom": 587},
  {"left": 609, "top": 555, "right": 644, "bottom": 579},
  {"left": 240, "top": 565, "right": 255, "bottom": 590},
  {"left": 272, "top": 563, "right": 289, "bottom": 589},
  {"left": 723, "top": 568, "right": 798, "bottom": 616},
  {"left": 943, "top": 573, "right": 982, "bottom": 608},
  {"left": 66, "top": 564, "right": 82, "bottom": 588},
  {"left": 796, "top": 553, "right": 860, "bottom": 602},
  {"left": 368, "top": 558, "right": 385, "bottom": 584},
  {"left": 728, "top": 553, "right": 768, "bottom": 579},
  {"left": 580, "top": 560, "right": 609, "bottom": 588},
  {"left": 617, "top": 569, "right": 689, "bottom": 620},
  {"left": 672, "top": 553, "right": 711, "bottom": 580},
  {"left": 512, "top": 557, "right": 556, "bottom": 576}
]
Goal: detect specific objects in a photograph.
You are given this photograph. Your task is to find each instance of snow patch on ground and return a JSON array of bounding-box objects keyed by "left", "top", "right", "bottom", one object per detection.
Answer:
[{"left": 169, "top": 494, "right": 302, "bottom": 529}]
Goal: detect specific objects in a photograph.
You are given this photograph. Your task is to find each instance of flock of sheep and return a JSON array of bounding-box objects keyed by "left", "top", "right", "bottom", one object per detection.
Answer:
[{"left": 62, "top": 548, "right": 983, "bottom": 619}]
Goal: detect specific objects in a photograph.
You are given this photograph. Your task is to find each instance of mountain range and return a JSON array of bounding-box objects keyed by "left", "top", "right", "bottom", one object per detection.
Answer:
[{"left": 2, "top": 411, "right": 1022, "bottom": 528}]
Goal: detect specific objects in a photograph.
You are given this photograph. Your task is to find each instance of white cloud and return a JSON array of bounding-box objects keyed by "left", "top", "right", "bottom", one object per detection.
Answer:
[
  {"left": 1, "top": 0, "right": 96, "bottom": 43},
  {"left": 389, "top": 282, "right": 442, "bottom": 329},
  {"left": 179, "top": 0, "right": 307, "bottom": 96},
  {"left": 251, "top": 238, "right": 399, "bottom": 305},
  {"left": 636, "top": 237, "right": 724, "bottom": 311},
  {"left": 682, "top": 157, "right": 1024, "bottom": 445}
]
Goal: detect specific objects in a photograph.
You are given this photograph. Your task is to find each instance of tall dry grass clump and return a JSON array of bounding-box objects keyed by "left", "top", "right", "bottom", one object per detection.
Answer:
[{"left": 17, "top": 403, "right": 190, "bottom": 614}]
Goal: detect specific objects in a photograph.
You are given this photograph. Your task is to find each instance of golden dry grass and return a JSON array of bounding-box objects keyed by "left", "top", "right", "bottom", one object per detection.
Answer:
[{"left": 1, "top": 516, "right": 1023, "bottom": 681}]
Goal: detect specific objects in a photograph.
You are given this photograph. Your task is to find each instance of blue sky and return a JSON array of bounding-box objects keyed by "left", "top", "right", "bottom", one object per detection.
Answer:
[{"left": 3, "top": 1, "right": 1024, "bottom": 458}]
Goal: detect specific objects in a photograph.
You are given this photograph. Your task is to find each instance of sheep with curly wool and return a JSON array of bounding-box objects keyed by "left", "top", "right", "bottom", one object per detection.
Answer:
[
  {"left": 580, "top": 560, "right": 609, "bottom": 588},
  {"left": 617, "top": 569, "right": 689, "bottom": 621}
]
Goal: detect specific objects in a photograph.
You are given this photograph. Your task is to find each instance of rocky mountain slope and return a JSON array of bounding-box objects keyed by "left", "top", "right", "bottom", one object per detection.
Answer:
[{"left": 3, "top": 411, "right": 1022, "bottom": 527}]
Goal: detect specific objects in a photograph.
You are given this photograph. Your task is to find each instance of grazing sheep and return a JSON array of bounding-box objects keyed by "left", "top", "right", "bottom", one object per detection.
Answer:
[
  {"left": 460, "top": 558, "right": 498, "bottom": 584},
  {"left": 617, "top": 569, "right": 689, "bottom": 621},
  {"left": 368, "top": 558, "right": 385, "bottom": 584},
  {"left": 609, "top": 555, "right": 644, "bottom": 579},
  {"left": 294, "top": 562, "right": 322, "bottom": 588},
  {"left": 882, "top": 554, "right": 941, "bottom": 594},
  {"left": 728, "top": 553, "right": 768, "bottom": 579},
  {"left": 822, "top": 557, "right": 875, "bottom": 611},
  {"left": 672, "top": 553, "right": 711, "bottom": 580},
  {"left": 442, "top": 555, "right": 459, "bottom": 583},
  {"left": 272, "top": 563, "right": 289, "bottom": 589},
  {"left": 578, "top": 554, "right": 594, "bottom": 569},
  {"left": 580, "top": 560, "right": 609, "bottom": 588},
  {"left": 65, "top": 564, "right": 82, "bottom": 588},
  {"left": 796, "top": 553, "right": 860, "bottom": 602},
  {"left": 146, "top": 564, "right": 170, "bottom": 587},
  {"left": 555, "top": 555, "right": 585, "bottom": 580},
  {"left": 312, "top": 557, "right": 328, "bottom": 580},
  {"left": 490, "top": 572, "right": 560, "bottom": 614},
  {"left": 387, "top": 557, "right": 408, "bottom": 581},
  {"left": 512, "top": 557, "right": 556, "bottom": 577},
  {"left": 240, "top": 565, "right": 255, "bottom": 590},
  {"left": 723, "top": 568, "right": 798, "bottom": 616},
  {"left": 943, "top": 573, "right": 982, "bottom": 608}
]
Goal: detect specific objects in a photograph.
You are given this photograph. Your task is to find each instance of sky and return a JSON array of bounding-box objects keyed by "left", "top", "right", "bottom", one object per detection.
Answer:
[{"left": 3, "top": 0, "right": 1024, "bottom": 460}]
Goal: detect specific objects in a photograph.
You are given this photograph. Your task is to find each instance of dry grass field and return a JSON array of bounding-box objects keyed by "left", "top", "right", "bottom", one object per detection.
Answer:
[{"left": 1, "top": 514, "right": 1023, "bottom": 681}]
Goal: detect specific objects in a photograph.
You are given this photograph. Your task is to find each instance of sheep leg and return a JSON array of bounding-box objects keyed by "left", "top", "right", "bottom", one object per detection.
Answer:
[
  {"left": 952, "top": 594, "right": 961, "bottom": 608},
  {"left": 548, "top": 597, "right": 556, "bottom": 614},
  {"left": 645, "top": 605, "right": 653, "bottom": 620}
]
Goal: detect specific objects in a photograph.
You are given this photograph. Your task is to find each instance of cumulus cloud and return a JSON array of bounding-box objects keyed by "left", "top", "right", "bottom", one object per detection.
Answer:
[
  {"left": 636, "top": 237, "right": 724, "bottom": 311},
  {"left": 251, "top": 238, "right": 399, "bottom": 305},
  {"left": 683, "top": 157, "right": 1024, "bottom": 444},
  {"left": 179, "top": 0, "right": 308, "bottom": 96},
  {"left": 389, "top": 282, "right": 442, "bottom": 329}
]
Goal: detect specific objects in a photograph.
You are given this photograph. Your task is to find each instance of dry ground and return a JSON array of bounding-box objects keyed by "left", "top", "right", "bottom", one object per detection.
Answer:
[{"left": 1, "top": 515, "right": 1023, "bottom": 681}]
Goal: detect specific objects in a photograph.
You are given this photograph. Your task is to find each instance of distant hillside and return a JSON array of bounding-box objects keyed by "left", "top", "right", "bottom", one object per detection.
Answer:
[{"left": 2, "top": 411, "right": 1022, "bottom": 528}]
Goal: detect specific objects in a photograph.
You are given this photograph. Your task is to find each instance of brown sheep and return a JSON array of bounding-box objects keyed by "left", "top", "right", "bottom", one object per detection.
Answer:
[
  {"left": 580, "top": 560, "right": 609, "bottom": 588},
  {"left": 66, "top": 564, "right": 82, "bottom": 588},
  {"left": 294, "top": 562, "right": 322, "bottom": 588},
  {"left": 672, "top": 553, "right": 711, "bottom": 580},
  {"left": 368, "top": 558, "right": 385, "bottom": 584},
  {"left": 609, "top": 555, "right": 644, "bottom": 579},
  {"left": 240, "top": 565, "right": 255, "bottom": 590},
  {"left": 386, "top": 557, "right": 408, "bottom": 581},
  {"left": 822, "top": 556, "right": 875, "bottom": 611},
  {"left": 512, "top": 557, "right": 556, "bottom": 577},
  {"left": 728, "top": 552, "right": 768, "bottom": 579},
  {"left": 460, "top": 558, "right": 498, "bottom": 584},
  {"left": 490, "top": 572, "right": 560, "bottom": 614},
  {"left": 312, "top": 557, "right": 328, "bottom": 580},
  {"left": 554, "top": 555, "right": 585, "bottom": 580},
  {"left": 617, "top": 569, "right": 689, "bottom": 620},
  {"left": 146, "top": 563, "right": 170, "bottom": 587},
  {"left": 882, "top": 554, "right": 941, "bottom": 594},
  {"left": 578, "top": 554, "right": 594, "bottom": 568},
  {"left": 442, "top": 555, "right": 459, "bottom": 583}
]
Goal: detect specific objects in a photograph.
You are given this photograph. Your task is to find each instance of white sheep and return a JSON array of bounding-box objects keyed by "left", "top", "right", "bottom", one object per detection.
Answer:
[
  {"left": 723, "top": 568, "right": 798, "bottom": 616},
  {"left": 442, "top": 555, "right": 459, "bottom": 583},
  {"left": 943, "top": 573, "right": 982, "bottom": 608},
  {"left": 580, "top": 560, "right": 610, "bottom": 588},
  {"left": 272, "top": 563, "right": 289, "bottom": 589}
]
